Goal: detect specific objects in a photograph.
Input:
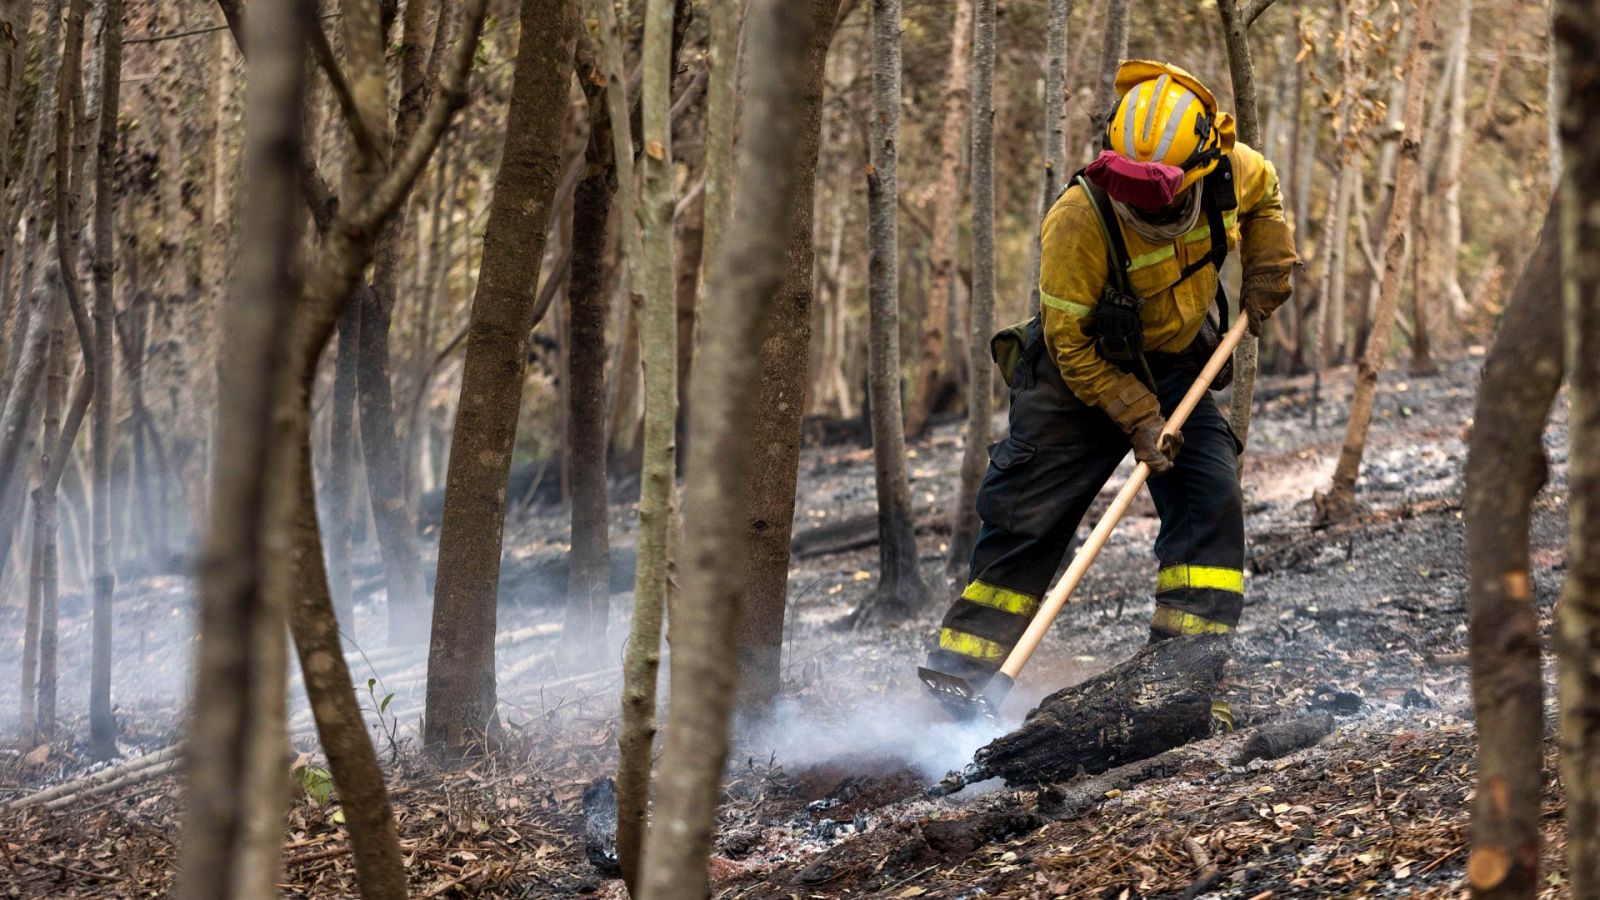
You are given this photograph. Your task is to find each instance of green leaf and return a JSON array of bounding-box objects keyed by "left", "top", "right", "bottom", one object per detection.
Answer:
[
  {"left": 331, "top": 808, "right": 346, "bottom": 825},
  {"left": 367, "top": 678, "right": 377, "bottom": 691},
  {"left": 297, "top": 765, "right": 335, "bottom": 805},
  {"left": 380, "top": 693, "right": 394, "bottom": 714}
]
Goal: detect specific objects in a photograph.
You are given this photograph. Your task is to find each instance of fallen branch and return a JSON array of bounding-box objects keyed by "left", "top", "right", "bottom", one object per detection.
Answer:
[{"left": 4, "top": 744, "right": 184, "bottom": 811}]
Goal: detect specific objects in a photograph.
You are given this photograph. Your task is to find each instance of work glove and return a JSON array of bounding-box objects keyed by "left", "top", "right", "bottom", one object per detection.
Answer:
[
  {"left": 1241, "top": 276, "right": 1293, "bottom": 338},
  {"left": 1130, "top": 415, "right": 1182, "bottom": 475}
]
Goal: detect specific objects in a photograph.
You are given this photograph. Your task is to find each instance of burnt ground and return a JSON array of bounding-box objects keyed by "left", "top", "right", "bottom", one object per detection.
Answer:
[{"left": 0, "top": 351, "right": 1577, "bottom": 898}]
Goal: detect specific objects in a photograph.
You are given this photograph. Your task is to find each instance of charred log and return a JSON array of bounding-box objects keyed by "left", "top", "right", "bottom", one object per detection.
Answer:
[
  {"left": 582, "top": 777, "right": 621, "bottom": 877},
  {"left": 947, "top": 636, "right": 1230, "bottom": 791}
]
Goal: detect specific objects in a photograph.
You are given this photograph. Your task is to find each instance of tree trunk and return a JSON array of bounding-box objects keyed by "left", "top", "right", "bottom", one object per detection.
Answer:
[
  {"left": 1410, "top": 224, "right": 1438, "bottom": 375},
  {"left": 0, "top": 0, "right": 24, "bottom": 370},
  {"left": 1464, "top": 200, "right": 1560, "bottom": 900},
  {"left": 350, "top": 0, "right": 427, "bottom": 648},
  {"left": 19, "top": 483, "right": 39, "bottom": 745},
  {"left": 1217, "top": 0, "right": 1272, "bottom": 450},
  {"left": 738, "top": 0, "right": 843, "bottom": 716},
  {"left": 32, "top": 296, "right": 66, "bottom": 743},
  {"left": 287, "top": 433, "right": 408, "bottom": 900},
  {"left": 2, "top": 0, "right": 61, "bottom": 420},
  {"left": 358, "top": 284, "right": 431, "bottom": 645},
  {"left": 1555, "top": 1, "right": 1600, "bottom": 891},
  {"left": 948, "top": 0, "right": 996, "bottom": 578},
  {"left": 324, "top": 301, "right": 360, "bottom": 631},
  {"left": 89, "top": 0, "right": 122, "bottom": 760},
  {"left": 635, "top": 1, "right": 819, "bottom": 896},
  {"left": 1435, "top": 0, "right": 1471, "bottom": 328},
  {"left": 564, "top": 42, "right": 619, "bottom": 667},
  {"left": 905, "top": 0, "right": 973, "bottom": 439},
  {"left": 617, "top": 0, "right": 680, "bottom": 883},
  {"left": 699, "top": 0, "right": 737, "bottom": 319},
  {"left": 1084, "top": 0, "right": 1130, "bottom": 159},
  {"left": 425, "top": 0, "right": 577, "bottom": 754},
  {"left": 1315, "top": 0, "right": 1437, "bottom": 524},
  {"left": 177, "top": 0, "right": 309, "bottom": 892},
  {"left": 673, "top": 182, "right": 704, "bottom": 465},
  {"left": 1025, "top": 0, "right": 1070, "bottom": 319},
  {"left": 1311, "top": 163, "right": 1352, "bottom": 427},
  {"left": 855, "top": 0, "right": 929, "bottom": 628},
  {"left": 0, "top": 273, "right": 55, "bottom": 530}
]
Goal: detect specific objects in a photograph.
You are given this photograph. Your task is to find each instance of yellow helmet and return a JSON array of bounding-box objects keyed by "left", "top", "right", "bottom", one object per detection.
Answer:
[{"left": 1104, "top": 61, "right": 1234, "bottom": 194}]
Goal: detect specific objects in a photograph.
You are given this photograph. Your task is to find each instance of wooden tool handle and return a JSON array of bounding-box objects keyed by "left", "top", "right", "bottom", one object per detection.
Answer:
[{"left": 997, "top": 315, "right": 1250, "bottom": 680}]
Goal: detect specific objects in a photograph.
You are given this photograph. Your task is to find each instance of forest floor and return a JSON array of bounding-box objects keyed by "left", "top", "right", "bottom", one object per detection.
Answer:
[{"left": 0, "top": 350, "right": 1577, "bottom": 899}]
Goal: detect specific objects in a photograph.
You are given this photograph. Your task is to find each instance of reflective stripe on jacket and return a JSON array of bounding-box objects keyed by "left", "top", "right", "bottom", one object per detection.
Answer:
[{"left": 1037, "top": 141, "right": 1297, "bottom": 431}]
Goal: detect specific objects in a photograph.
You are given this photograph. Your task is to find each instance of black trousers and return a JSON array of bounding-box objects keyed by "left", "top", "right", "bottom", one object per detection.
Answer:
[{"left": 926, "top": 334, "right": 1245, "bottom": 683}]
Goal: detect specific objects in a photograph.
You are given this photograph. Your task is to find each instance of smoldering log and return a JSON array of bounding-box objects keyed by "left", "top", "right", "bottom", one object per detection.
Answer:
[
  {"left": 946, "top": 635, "right": 1230, "bottom": 791},
  {"left": 1231, "top": 712, "right": 1335, "bottom": 766},
  {"left": 581, "top": 777, "right": 621, "bottom": 877}
]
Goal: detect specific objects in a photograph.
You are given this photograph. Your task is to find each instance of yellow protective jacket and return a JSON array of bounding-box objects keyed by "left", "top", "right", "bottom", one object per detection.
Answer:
[{"left": 1037, "top": 141, "right": 1297, "bottom": 432}]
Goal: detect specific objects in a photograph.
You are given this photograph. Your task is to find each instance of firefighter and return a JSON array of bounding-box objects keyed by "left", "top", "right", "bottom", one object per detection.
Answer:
[{"left": 924, "top": 60, "right": 1297, "bottom": 694}]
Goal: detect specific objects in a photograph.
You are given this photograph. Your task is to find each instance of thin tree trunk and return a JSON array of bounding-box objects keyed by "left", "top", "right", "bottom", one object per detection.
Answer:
[
  {"left": 949, "top": 0, "right": 997, "bottom": 576},
  {"left": 89, "top": 0, "right": 122, "bottom": 761},
  {"left": 673, "top": 183, "right": 704, "bottom": 461},
  {"left": 565, "top": 41, "right": 620, "bottom": 664},
  {"left": 358, "top": 284, "right": 431, "bottom": 645},
  {"left": 360, "top": 0, "right": 438, "bottom": 647},
  {"left": 177, "top": 0, "right": 310, "bottom": 892},
  {"left": 1311, "top": 164, "right": 1351, "bottom": 427},
  {"left": 1084, "top": 0, "right": 1130, "bottom": 159},
  {"left": 425, "top": 0, "right": 577, "bottom": 753},
  {"left": 31, "top": 295, "right": 67, "bottom": 743},
  {"left": 286, "top": 433, "right": 408, "bottom": 900},
  {"left": 19, "top": 481, "right": 39, "bottom": 744},
  {"left": 616, "top": 0, "right": 680, "bottom": 884},
  {"left": 905, "top": 0, "right": 973, "bottom": 439},
  {"left": 699, "top": 0, "right": 737, "bottom": 318},
  {"left": 1217, "top": 0, "right": 1275, "bottom": 450},
  {"left": 1434, "top": 0, "right": 1471, "bottom": 333},
  {"left": 738, "top": 0, "right": 843, "bottom": 715},
  {"left": 1464, "top": 199, "right": 1560, "bottom": 900},
  {"left": 0, "top": 0, "right": 25, "bottom": 372},
  {"left": 1410, "top": 224, "right": 1438, "bottom": 375},
  {"left": 406, "top": 145, "right": 450, "bottom": 502},
  {"left": 0, "top": 273, "right": 55, "bottom": 527},
  {"left": 1315, "top": 0, "right": 1437, "bottom": 524},
  {"left": 855, "top": 0, "right": 929, "bottom": 627},
  {"left": 3, "top": 0, "right": 61, "bottom": 416},
  {"left": 635, "top": 0, "right": 819, "bottom": 895},
  {"left": 1556, "top": 0, "right": 1600, "bottom": 890},
  {"left": 1025, "top": 0, "right": 1069, "bottom": 319},
  {"left": 324, "top": 301, "right": 360, "bottom": 631}
]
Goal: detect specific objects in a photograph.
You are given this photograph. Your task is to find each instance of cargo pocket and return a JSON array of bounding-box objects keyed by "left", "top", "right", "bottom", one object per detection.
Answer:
[{"left": 975, "top": 436, "right": 1037, "bottom": 532}]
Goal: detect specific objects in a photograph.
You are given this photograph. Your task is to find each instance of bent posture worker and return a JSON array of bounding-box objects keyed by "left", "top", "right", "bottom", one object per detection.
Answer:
[{"left": 923, "top": 61, "right": 1298, "bottom": 704}]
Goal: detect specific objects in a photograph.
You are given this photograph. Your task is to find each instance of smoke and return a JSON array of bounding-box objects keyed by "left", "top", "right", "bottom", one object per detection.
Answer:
[{"left": 742, "top": 692, "right": 1010, "bottom": 783}]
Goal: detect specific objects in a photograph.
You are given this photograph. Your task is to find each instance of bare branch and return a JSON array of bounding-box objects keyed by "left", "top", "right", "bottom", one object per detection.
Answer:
[
  {"left": 213, "top": 0, "right": 341, "bottom": 234},
  {"left": 347, "top": 0, "right": 489, "bottom": 234},
  {"left": 1243, "top": 0, "right": 1279, "bottom": 29},
  {"left": 307, "top": 12, "right": 385, "bottom": 161},
  {"left": 215, "top": 0, "right": 382, "bottom": 167}
]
